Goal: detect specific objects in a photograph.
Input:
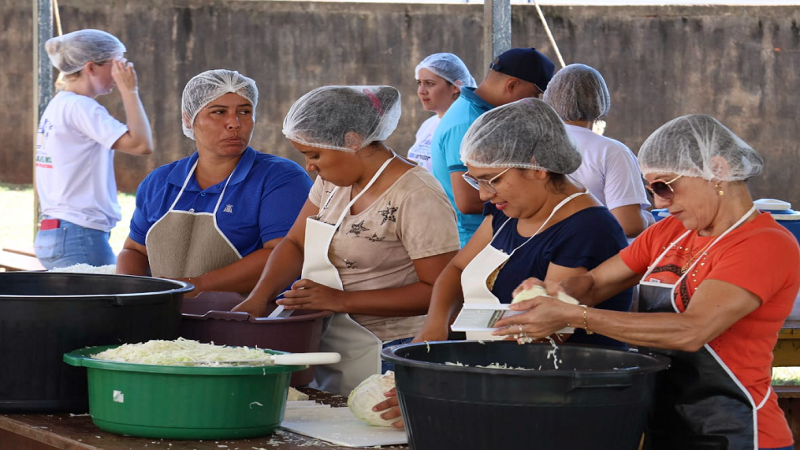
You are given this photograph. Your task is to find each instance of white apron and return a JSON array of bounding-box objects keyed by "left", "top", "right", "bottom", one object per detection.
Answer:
[
  {"left": 638, "top": 205, "right": 768, "bottom": 449},
  {"left": 145, "top": 160, "right": 242, "bottom": 279},
  {"left": 460, "top": 192, "right": 587, "bottom": 340},
  {"left": 306, "top": 156, "right": 395, "bottom": 396}
]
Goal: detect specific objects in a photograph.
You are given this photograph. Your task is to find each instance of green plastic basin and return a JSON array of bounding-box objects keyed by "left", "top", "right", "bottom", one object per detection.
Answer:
[{"left": 63, "top": 345, "right": 306, "bottom": 440}]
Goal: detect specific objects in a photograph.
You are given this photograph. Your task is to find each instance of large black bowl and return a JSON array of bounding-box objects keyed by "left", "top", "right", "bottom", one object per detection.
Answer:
[
  {"left": 0, "top": 272, "right": 191, "bottom": 412},
  {"left": 382, "top": 340, "right": 670, "bottom": 450}
]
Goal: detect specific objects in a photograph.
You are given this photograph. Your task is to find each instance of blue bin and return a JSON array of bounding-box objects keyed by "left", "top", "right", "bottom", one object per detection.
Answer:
[{"left": 754, "top": 199, "right": 800, "bottom": 243}]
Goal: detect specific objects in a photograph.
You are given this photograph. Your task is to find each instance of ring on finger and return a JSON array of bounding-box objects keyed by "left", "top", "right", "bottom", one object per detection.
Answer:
[{"left": 517, "top": 324, "right": 523, "bottom": 332}]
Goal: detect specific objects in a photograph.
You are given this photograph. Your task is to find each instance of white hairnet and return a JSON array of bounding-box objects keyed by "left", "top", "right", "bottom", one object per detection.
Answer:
[
  {"left": 415, "top": 53, "right": 477, "bottom": 90},
  {"left": 181, "top": 69, "right": 259, "bottom": 140},
  {"left": 283, "top": 86, "right": 401, "bottom": 152},
  {"left": 460, "top": 98, "right": 581, "bottom": 173},
  {"left": 542, "top": 64, "right": 610, "bottom": 122},
  {"left": 45, "top": 29, "right": 125, "bottom": 75},
  {"left": 639, "top": 114, "right": 764, "bottom": 181}
]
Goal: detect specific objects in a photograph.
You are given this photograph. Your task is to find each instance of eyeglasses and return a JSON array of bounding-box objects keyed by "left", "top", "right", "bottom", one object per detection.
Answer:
[
  {"left": 645, "top": 174, "right": 683, "bottom": 201},
  {"left": 462, "top": 168, "right": 511, "bottom": 195}
]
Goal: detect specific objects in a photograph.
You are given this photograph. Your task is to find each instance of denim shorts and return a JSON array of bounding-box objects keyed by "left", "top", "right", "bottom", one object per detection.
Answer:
[
  {"left": 381, "top": 337, "right": 413, "bottom": 374},
  {"left": 34, "top": 217, "right": 116, "bottom": 270}
]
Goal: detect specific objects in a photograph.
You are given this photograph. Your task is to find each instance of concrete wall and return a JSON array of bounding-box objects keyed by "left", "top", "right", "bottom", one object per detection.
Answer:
[{"left": 2, "top": 0, "right": 799, "bottom": 205}]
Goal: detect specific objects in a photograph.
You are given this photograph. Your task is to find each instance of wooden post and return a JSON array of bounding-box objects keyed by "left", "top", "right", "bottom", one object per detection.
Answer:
[
  {"left": 32, "top": 0, "right": 54, "bottom": 242},
  {"left": 483, "top": 0, "right": 511, "bottom": 74}
]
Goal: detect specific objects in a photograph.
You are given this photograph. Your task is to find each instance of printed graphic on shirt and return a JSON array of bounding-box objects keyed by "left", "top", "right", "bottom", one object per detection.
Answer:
[
  {"left": 378, "top": 202, "right": 398, "bottom": 225},
  {"left": 36, "top": 119, "right": 54, "bottom": 169},
  {"left": 223, "top": 204, "right": 233, "bottom": 214},
  {"left": 348, "top": 220, "right": 369, "bottom": 237}
]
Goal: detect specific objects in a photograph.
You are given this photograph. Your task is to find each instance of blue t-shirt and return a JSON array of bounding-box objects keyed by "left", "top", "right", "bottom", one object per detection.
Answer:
[
  {"left": 129, "top": 147, "right": 312, "bottom": 257},
  {"left": 486, "top": 203, "right": 632, "bottom": 348},
  {"left": 431, "top": 88, "right": 493, "bottom": 247}
]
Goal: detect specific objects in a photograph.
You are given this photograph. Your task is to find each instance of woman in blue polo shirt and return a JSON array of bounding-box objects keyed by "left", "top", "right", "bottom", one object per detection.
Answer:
[{"left": 116, "top": 70, "right": 312, "bottom": 295}]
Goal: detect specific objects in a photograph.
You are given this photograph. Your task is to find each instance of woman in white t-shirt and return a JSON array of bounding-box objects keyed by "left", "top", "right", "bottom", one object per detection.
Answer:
[
  {"left": 233, "top": 86, "right": 460, "bottom": 396},
  {"left": 34, "top": 29, "right": 153, "bottom": 269},
  {"left": 543, "top": 64, "right": 653, "bottom": 238},
  {"left": 406, "top": 53, "right": 476, "bottom": 172}
]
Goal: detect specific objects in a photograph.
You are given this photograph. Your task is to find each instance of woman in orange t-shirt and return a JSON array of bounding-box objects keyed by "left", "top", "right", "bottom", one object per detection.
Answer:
[{"left": 494, "top": 114, "right": 799, "bottom": 450}]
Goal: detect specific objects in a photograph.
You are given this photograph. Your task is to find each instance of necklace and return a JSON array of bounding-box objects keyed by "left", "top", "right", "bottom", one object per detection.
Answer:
[{"left": 680, "top": 237, "right": 715, "bottom": 274}]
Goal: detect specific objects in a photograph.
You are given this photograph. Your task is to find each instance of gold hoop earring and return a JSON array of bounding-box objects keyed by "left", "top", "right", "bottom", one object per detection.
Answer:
[{"left": 715, "top": 182, "right": 724, "bottom": 196}]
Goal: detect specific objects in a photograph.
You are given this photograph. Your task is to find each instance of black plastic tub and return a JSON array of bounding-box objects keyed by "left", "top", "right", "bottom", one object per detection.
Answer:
[
  {"left": 180, "top": 292, "right": 331, "bottom": 386},
  {"left": 0, "top": 272, "right": 191, "bottom": 413},
  {"left": 382, "top": 341, "right": 670, "bottom": 450}
]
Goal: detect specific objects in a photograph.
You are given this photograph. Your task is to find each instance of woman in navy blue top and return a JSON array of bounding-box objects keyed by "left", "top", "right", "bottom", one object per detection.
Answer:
[{"left": 415, "top": 98, "right": 631, "bottom": 347}]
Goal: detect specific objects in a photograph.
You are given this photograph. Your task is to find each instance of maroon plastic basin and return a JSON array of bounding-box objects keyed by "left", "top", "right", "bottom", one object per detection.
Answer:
[{"left": 179, "top": 292, "right": 331, "bottom": 386}]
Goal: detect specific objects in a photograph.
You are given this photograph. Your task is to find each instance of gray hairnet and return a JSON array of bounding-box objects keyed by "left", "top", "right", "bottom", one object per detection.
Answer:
[
  {"left": 415, "top": 53, "right": 477, "bottom": 90},
  {"left": 460, "top": 98, "right": 582, "bottom": 173},
  {"left": 638, "top": 114, "right": 764, "bottom": 181},
  {"left": 181, "top": 69, "right": 259, "bottom": 140},
  {"left": 542, "top": 64, "right": 610, "bottom": 122},
  {"left": 283, "top": 86, "right": 401, "bottom": 152},
  {"left": 45, "top": 29, "right": 126, "bottom": 75}
]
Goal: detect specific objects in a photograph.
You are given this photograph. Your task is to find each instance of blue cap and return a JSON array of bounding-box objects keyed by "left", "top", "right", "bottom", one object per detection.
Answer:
[{"left": 489, "top": 48, "right": 555, "bottom": 92}]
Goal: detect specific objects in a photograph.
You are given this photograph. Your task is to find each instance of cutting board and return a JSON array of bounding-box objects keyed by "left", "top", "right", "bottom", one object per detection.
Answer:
[{"left": 281, "top": 401, "right": 408, "bottom": 447}]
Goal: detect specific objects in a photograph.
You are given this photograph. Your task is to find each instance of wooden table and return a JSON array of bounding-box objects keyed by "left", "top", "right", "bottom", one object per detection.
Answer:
[{"left": 0, "top": 389, "right": 408, "bottom": 450}]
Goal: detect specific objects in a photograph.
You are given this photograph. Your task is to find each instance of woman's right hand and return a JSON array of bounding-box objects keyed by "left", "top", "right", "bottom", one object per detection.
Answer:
[
  {"left": 111, "top": 58, "right": 139, "bottom": 94},
  {"left": 231, "top": 296, "right": 268, "bottom": 318}
]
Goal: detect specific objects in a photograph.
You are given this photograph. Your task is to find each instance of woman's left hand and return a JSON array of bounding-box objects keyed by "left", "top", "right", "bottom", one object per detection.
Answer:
[
  {"left": 492, "top": 296, "right": 574, "bottom": 340},
  {"left": 111, "top": 58, "right": 139, "bottom": 94},
  {"left": 277, "top": 279, "right": 347, "bottom": 312},
  {"left": 372, "top": 388, "right": 405, "bottom": 430}
]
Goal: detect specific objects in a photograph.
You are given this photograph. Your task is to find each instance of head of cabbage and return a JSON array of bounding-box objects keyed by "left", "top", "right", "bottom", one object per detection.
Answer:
[{"left": 347, "top": 371, "right": 399, "bottom": 427}]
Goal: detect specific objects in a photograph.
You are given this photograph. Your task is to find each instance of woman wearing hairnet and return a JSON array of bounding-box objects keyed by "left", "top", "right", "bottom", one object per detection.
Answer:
[
  {"left": 496, "top": 115, "right": 798, "bottom": 449},
  {"left": 414, "top": 98, "right": 631, "bottom": 345},
  {"left": 233, "top": 86, "right": 460, "bottom": 396},
  {"left": 116, "top": 70, "right": 312, "bottom": 296},
  {"left": 407, "top": 53, "right": 476, "bottom": 172},
  {"left": 543, "top": 64, "right": 653, "bottom": 238},
  {"left": 34, "top": 29, "right": 153, "bottom": 269},
  {"left": 374, "top": 98, "right": 632, "bottom": 429}
]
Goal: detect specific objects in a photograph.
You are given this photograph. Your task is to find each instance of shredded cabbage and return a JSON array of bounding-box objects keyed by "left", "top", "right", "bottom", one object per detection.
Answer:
[
  {"left": 92, "top": 338, "right": 274, "bottom": 366},
  {"left": 49, "top": 263, "right": 116, "bottom": 274}
]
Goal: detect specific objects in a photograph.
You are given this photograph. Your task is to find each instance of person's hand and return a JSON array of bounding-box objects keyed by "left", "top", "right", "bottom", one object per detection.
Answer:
[
  {"left": 111, "top": 58, "right": 138, "bottom": 94},
  {"left": 511, "top": 277, "right": 563, "bottom": 299},
  {"left": 232, "top": 296, "right": 269, "bottom": 318},
  {"left": 276, "top": 279, "right": 347, "bottom": 312},
  {"left": 492, "top": 296, "right": 574, "bottom": 340},
  {"left": 412, "top": 319, "right": 449, "bottom": 343},
  {"left": 372, "top": 387, "right": 405, "bottom": 430},
  {"left": 173, "top": 277, "right": 202, "bottom": 299}
]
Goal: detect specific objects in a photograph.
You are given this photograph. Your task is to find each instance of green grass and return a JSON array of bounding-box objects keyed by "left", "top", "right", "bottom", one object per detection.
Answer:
[
  {"left": 773, "top": 367, "right": 800, "bottom": 386},
  {"left": 0, "top": 183, "right": 135, "bottom": 254}
]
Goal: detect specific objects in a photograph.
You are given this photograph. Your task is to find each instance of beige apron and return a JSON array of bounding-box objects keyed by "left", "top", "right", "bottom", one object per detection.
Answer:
[
  {"left": 145, "top": 160, "right": 242, "bottom": 279},
  {"left": 306, "top": 156, "right": 395, "bottom": 396},
  {"left": 460, "top": 191, "right": 587, "bottom": 340}
]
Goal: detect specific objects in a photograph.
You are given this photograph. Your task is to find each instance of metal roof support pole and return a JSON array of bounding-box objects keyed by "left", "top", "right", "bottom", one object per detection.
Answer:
[
  {"left": 483, "top": 0, "right": 512, "bottom": 72},
  {"left": 32, "top": 0, "right": 53, "bottom": 241}
]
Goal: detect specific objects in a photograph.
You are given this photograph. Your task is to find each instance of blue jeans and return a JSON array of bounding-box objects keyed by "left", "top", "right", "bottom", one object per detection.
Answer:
[
  {"left": 34, "top": 217, "right": 116, "bottom": 270},
  {"left": 381, "top": 337, "right": 413, "bottom": 374}
]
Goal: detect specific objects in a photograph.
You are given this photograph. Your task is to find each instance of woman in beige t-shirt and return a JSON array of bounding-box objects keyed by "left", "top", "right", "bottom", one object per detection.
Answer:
[{"left": 234, "top": 86, "right": 460, "bottom": 392}]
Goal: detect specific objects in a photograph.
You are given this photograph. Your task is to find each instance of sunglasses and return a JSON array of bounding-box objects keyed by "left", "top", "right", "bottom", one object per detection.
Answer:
[
  {"left": 462, "top": 168, "right": 511, "bottom": 195},
  {"left": 645, "top": 174, "right": 683, "bottom": 201}
]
